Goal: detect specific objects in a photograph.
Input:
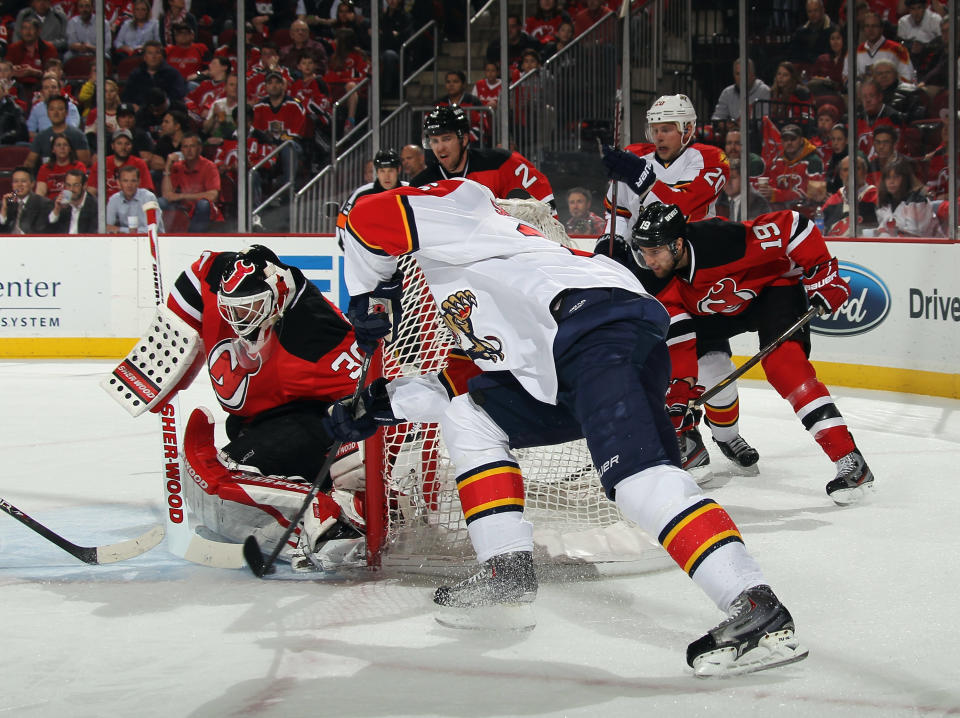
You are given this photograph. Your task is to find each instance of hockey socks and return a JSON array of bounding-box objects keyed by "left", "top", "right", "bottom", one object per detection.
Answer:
[
  {"left": 698, "top": 352, "right": 741, "bottom": 443},
  {"left": 455, "top": 460, "right": 534, "bottom": 562},
  {"left": 762, "top": 342, "right": 855, "bottom": 461}
]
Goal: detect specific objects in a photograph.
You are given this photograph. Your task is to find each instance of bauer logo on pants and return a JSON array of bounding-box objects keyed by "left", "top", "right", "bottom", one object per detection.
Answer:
[{"left": 811, "top": 262, "right": 890, "bottom": 336}]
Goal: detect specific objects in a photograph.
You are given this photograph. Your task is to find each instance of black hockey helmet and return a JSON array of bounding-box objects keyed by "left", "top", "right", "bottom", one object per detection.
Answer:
[
  {"left": 373, "top": 148, "right": 401, "bottom": 169},
  {"left": 630, "top": 202, "right": 686, "bottom": 267},
  {"left": 217, "top": 245, "right": 296, "bottom": 339},
  {"left": 422, "top": 105, "right": 470, "bottom": 142}
]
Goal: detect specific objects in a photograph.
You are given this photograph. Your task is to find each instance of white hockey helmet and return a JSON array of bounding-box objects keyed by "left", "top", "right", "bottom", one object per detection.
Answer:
[
  {"left": 645, "top": 94, "right": 697, "bottom": 146},
  {"left": 217, "top": 245, "right": 296, "bottom": 340}
]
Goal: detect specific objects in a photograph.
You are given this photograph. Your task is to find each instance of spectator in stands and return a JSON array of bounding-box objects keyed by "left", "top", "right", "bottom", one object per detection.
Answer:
[
  {"left": 847, "top": 11, "right": 916, "bottom": 83},
  {"left": 165, "top": 22, "right": 210, "bottom": 86},
  {"left": 380, "top": 0, "right": 411, "bottom": 100},
  {"left": 160, "top": 131, "right": 221, "bottom": 232},
  {"left": 916, "top": 16, "right": 950, "bottom": 95},
  {"left": 855, "top": 79, "right": 904, "bottom": 158},
  {"left": 717, "top": 157, "right": 771, "bottom": 221},
  {"left": 811, "top": 27, "right": 846, "bottom": 90},
  {"left": 723, "top": 128, "right": 764, "bottom": 177},
  {"left": 710, "top": 58, "right": 770, "bottom": 129},
  {"left": 323, "top": 1, "right": 370, "bottom": 53},
  {"left": 248, "top": 42, "right": 294, "bottom": 102},
  {"left": 525, "top": 0, "right": 572, "bottom": 45},
  {"left": 323, "top": 28, "right": 369, "bottom": 134},
  {"left": 871, "top": 58, "right": 928, "bottom": 123},
  {"left": 0, "top": 91, "right": 28, "bottom": 146},
  {"left": 35, "top": 134, "right": 87, "bottom": 202},
  {"left": 252, "top": 71, "right": 306, "bottom": 180},
  {"left": 158, "top": 0, "right": 199, "bottom": 47},
  {"left": 136, "top": 87, "right": 188, "bottom": 142},
  {"left": 0, "top": 166, "right": 52, "bottom": 234},
  {"left": 814, "top": 103, "right": 840, "bottom": 155},
  {"left": 573, "top": 0, "right": 612, "bottom": 37},
  {"left": 822, "top": 152, "right": 878, "bottom": 235},
  {"left": 472, "top": 62, "right": 502, "bottom": 110},
  {"left": 564, "top": 186, "right": 604, "bottom": 235},
  {"left": 866, "top": 123, "right": 902, "bottom": 185},
  {"left": 289, "top": 55, "right": 332, "bottom": 171},
  {"left": 115, "top": 103, "right": 157, "bottom": 163},
  {"left": 541, "top": 20, "right": 575, "bottom": 62},
  {"left": 898, "top": 0, "right": 943, "bottom": 71},
  {"left": 485, "top": 14, "right": 538, "bottom": 72},
  {"left": 824, "top": 122, "right": 849, "bottom": 192},
  {"left": 66, "top": 0, "right": 112, "bottom": 61},
  {"left": 14, "top": 0, "right": 68, "bottom": 54},
  {"left": 922, "top": 108, "right": 951, "bottom": 199},
  {"left": 106, "top": 164, "right": 164, "bottom": 233},
  {"left": 437, "top": 70, "right": 483, "bottom": 108},
  {"left": 788, "top": 0, "right": 838, "bottom": 66},
  {"left": 25, "top": 96, "right": 91, "bottom": 170},
  {"left": 27, "top": 76, "right": 82, "bottom": 139},
  {"left": 47, "top": 168, "right": 97, "bottom": 234},
  {"left": 7, "top": 18, "right": 58, "bottom": 100},
  {"left": 281, "top": 19, "right": 329, "bottom": 76},
  {"left": 875, "top": 157, "right": 941, "bottom": 236},
  {"left": 148, "top": 109, "right": 189, "bottom": 185},
  {"left": 0, "top": 61, "right": 26, "bottom": 113},
  {"left": 82, "top": 79, "right": 122, "bottom": 147},
  {"left": 123, "top": 40, "right": 188, "bottom": 107},
  {"left": 201, "top": 73, "right": 239, "bottom": 142},
  {"left": 400, "top": 143, "right": 425, "bottom": 179},
  {"left": 758, "top": 123, "right": 827, "bottom": 210},
  {"left": 114, "top": 0, "right": 161, "bottom": 61},
  {"left": 87, "top": 128, "right": 157, "bottom": 199},
  {"left": 185, "top": 56, "right": 230, "bottom": 125},
  {"left": 769, "top": 61, "right": 814, "bottom": 121},
  {"left": 247, "top": 0, "right": 298, "bottom": 38}
]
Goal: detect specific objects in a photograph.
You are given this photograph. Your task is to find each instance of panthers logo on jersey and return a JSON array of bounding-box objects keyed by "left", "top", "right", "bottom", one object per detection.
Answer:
[{"left": 440, "top": 290, "right": 505, "bottom": 362}]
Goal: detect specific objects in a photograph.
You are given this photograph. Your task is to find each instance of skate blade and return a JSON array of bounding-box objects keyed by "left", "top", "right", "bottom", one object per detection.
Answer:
[
  {"left": 434, "top": 603, "right": 536, "bottom": 632},
  {"left": 692, "top": 629, "right": 809, "bottom": 678},
  {"left": 829, "top": 481, "right": 875, "bottom": 506}
]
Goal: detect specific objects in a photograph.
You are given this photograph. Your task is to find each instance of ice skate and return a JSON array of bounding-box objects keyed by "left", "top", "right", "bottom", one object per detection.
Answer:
[
  {"left": 434, "top": 551, "right": 538, "bottom": 631},
  {"left": 713, "top": 435, "right": 760, "bottom": 475},
  {"left": 826, "top": 448, "right": 874, "bottom": 505},
  {"left": 679, "top": 427, "right": 710, "bottom": 471},
  {"left": 687, "top": 585, "right": 808, "bottom": 677}
]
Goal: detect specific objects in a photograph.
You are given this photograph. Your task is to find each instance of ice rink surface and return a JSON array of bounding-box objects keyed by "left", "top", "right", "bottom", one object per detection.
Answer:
[{"left": 1, "top": 359, "right": 958, "bottom": 718}]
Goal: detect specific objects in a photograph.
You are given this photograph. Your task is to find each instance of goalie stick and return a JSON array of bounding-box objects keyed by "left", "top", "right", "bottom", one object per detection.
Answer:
[
  {"left": 244, "top": 352, "right": 374, "bottom": 578},
  {"left": 1, "top": 497, "right": 165, "bottom": 565}
]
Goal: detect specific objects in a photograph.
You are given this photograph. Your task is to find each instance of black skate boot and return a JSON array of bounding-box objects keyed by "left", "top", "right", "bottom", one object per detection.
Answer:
[
  {"left": 679, "top": 427, "right": 710, "bottom": 470},
  {"left": 713, "top": 435, "right": 760, "bottom": 474},
  {"left": 826, "top": 448, "right": 875, "bottom": 505},
  {"left": 687, "top": 585, "right": 808, "bottom": 677},
  {"left": 434, "top": 551, "right": 538, "bottom": 631}
]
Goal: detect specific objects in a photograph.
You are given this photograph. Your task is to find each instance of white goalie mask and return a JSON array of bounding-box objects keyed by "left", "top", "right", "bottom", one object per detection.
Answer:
[
  {"left": 216, "top": 245, "right": 296, "bottom": 344},
  {"left": 645, "top": 94, "right": 697, "bottom": 148}
]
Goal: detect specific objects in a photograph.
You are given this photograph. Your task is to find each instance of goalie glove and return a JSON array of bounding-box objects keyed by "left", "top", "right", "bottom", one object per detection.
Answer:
[
  {"left": 601, "top": 146, "right": 657, "bottom": 199},
  {"left": 665, "top": 379, "right": 704, "bottom": 434},
  {"left": 324, "top": 377, "right": 403, "bottom": 444},
  {"left": 330, "top": 441, "right": 365, "bottom": 491},
  {"left": 802, "top": 257, "right": 849, "bottom": 315},
  {"left": 346, "top": 270, "right": 404, "bottom": 354}
]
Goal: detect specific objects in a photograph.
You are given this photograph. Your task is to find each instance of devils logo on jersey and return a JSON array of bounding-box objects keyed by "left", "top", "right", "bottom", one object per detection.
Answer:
[
  {"left": 440, "top": 289, "right": 504, "bottom": 362},
  {"left": 697, "top": 278, "right": 757, "bottom": 314},
  {"left": 207, "top": 338, "right": 264, "bottom": 410}
]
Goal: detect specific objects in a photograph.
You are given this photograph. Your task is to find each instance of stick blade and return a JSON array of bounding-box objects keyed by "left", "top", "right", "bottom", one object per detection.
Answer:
[
  {"left": 243, "top": 535, "right": 275, "bottom": 577},
  {"left": 93, "top": 524, "right": 166, "bottom": 564}
]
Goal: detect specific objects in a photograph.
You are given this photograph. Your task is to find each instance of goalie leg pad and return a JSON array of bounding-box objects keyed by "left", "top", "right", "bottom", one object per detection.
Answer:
[{"left": 101, "top": 304, "right": 202, "bottom": 417}]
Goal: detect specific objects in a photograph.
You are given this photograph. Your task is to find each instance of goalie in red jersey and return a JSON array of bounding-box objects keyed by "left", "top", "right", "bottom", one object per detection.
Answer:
[{"left": 626, "top": 202, "right": 875, "bottom": 505}]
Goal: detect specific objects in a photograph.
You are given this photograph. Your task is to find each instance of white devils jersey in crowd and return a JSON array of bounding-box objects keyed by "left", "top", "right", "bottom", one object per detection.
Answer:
[
  {"left": 605, "top": 142, "right": 729, "bottom": 237},
  {"left": 341, "top": 178, "right": 648, "bottom": 404}
]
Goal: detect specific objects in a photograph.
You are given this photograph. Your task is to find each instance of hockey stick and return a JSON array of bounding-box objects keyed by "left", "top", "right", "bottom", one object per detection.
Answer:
[
  {"left": 1, "top": 497, "right": 165, "bottom": 565},
  {"left": 243, "top": 352, "right": 374, "bottom": 577},
  {"left": 694, "top": 305, "right": 821, "bottom": 408},
  {"left": 142, "top": 201, "right": 247, "bottom": 569}
]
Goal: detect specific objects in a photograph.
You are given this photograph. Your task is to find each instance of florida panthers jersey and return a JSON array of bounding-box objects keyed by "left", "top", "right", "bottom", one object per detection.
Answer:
[
  {"left": 605, "top": 142, "right": 729, "bottom": 237},
  {"left": 167, "top": 251, "right": 359, "bottom": 418},
  {"left": 341, "top": 178, "right": 647, "bottom": 404},
  {"left": 658, "top": 211, "right": 832, "bottom": 379}
]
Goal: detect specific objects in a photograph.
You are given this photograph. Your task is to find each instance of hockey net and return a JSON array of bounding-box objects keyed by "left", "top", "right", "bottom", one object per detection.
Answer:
[{"left": 364, "top": 255, "right": 669, "bottom": 575}]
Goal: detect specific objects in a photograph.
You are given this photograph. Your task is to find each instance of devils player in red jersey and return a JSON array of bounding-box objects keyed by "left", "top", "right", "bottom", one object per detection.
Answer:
[
  {"left": 164, "top": 245, "right": 369, "bottom": 570},
  {"left": 627, "top": 202, "right": 875, "bottom": 505},
  {"left": 411, "top": 105, "right": 556, "bottom": 213}
]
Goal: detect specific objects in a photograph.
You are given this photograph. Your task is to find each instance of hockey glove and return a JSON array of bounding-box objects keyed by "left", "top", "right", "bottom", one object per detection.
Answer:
[
  {"left": 665, "top": 379, "right": 705, "bottom": 434},
  {"left": 346, "top": 270, "right": 404, "bottom": 354},
  {"left": 593, "top": 233, "right": 643, "bottom": 272},
  {"left": 601, "top": 146, "right": 657, "bottom": 199},
  {"left": 324, "top": 377, "right": 403, "bottom": 444},
  {"left": 802, "top": 257, "right": 849, "bottom": 315}
]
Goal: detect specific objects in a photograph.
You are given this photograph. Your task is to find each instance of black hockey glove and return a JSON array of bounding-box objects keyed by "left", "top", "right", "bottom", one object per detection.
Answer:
[
  {"left": 601, "top": 146, "right": 657, "bottom": 199},
  {"left": 324, "top": 378, "right": 403, "bottom": 444},
  {"left": 346, "top": 270, "right": 404, "bottom": 354},
  {"left": 593, "top": 233, "right": 634, "bottom": 266}
]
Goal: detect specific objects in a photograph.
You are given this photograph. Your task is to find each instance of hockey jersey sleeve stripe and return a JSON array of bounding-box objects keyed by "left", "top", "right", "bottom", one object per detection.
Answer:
[
  {"left": 785, "top": 213, "right": 813, "bottom": 255},
  {"left": 437, "top": 349, "right": 482, "bottom": 399},
  {"left": 602, "top": 195, "right": 631, "bottom": 218},
  {"left": 168, "top": 270, "right": 204, "bottom": 328},
  {"left": 344, "top": 194, "right": 420, "bottom": 257}
]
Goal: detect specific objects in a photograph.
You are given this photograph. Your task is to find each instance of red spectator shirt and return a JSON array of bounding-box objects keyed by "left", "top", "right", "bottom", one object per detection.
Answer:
[
  {"left": 165, "top": 42, "right": 209, "bottom": 81},
  {"left": 322, "top": 51, "right": 369, "bottom": 90},
  {"left": 252, "top": 97, "right": 306, "bottom": 140},
  {"left": 289, "top": 77, "right": 332, "bottom": 116},
  {"left": 246, "top": 65, "right": 293, "bottom": 101},
  {"left": 185, "top": 78, "right": 225, "bottom": 122},
  {"left": 472, "top": 77, "right": 501, "bottom": 107},
  {"left": 36, "top": 160, "right": 88, "bottom": 202},
  {"left": 87, "top": 154, "right": 156, "bottom": 198},
  {"left": 211, "top": 137, "right": 277, "bottom": 171},
  {"left": 763, "top": 139, "right": 825, "bottom": 205},
  {"left": 6, "top": 39, "right": 59, "bottom": 85},
  {"left": 168, "top": 156, "right": 221, "bottom": 196}
]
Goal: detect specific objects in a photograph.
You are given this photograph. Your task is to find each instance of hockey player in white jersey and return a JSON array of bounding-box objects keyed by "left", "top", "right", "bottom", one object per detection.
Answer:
[
  {"left": 328, "top": 177, "right": 808, "bottom": 677},
  {"left": 598, "top": 93, "right": 759, "bottom": 476}
]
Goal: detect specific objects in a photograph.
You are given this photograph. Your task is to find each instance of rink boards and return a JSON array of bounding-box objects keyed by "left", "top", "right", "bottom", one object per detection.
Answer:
[{"left": 0, "top": 233, "right": 957, "bottom": 399}]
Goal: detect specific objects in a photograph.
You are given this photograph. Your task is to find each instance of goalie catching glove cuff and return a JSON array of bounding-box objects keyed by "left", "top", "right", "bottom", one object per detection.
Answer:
[
  {"left": 324, "top": 377, "right": 403, "bottom": 443},
  {"left": 665, "top": 379, "right": 705, "bottom": 433},
  {"left": 346, "top": 270, "right": 404, "bottom": 354},
  {"left": 601, "top": 146, "right": 657, "bottom": 199},
  {"left": 802, "top": 257, "right": 849, "bottom": 315}
]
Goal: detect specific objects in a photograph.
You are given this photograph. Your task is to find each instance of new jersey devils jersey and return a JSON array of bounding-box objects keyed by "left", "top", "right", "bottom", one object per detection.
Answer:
[
  {"left": 411, "top": 147, "right": 556, "bottom": 212},
  {"left": 605, "top": 142, "right": 729, "bottom": 237},
  {"left": 341, "top": 178, "right": 647, "bottom": 404},
  {"left": 167, "top": 251, "right": 359, "bottom": 418},
  {"left": 658, "top": 211, "right": 832, "bottom": 378}
]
